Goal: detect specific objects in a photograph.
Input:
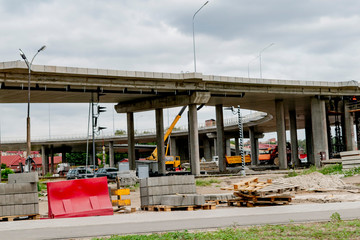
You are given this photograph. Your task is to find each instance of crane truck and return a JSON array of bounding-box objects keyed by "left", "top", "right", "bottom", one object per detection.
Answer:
[{"left": 146, "top": 106, "right": 187, "bottom": 170}]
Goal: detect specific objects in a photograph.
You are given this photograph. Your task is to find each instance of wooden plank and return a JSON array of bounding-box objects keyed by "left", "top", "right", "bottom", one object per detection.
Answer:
[
  {"left": 340, "top": 151, "right": 360, "bottom": 157},
  {"left": 0, "top": 214, "right": 40, "bottom": 221},
  {"left": 142, "top": 204, "right": 216, "bottom": 212},
  {"left": 342, "top": 160, "right": 360, "bottom": 165}
]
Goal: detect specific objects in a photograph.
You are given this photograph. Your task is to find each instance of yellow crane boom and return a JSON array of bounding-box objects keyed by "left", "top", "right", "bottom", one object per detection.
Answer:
[{"left": 147, "top": 106, "right": 187, "bottom": 161}]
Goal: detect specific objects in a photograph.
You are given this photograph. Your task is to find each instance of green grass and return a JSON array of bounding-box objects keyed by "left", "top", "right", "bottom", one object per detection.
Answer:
[
  {"left": 93, "top": 219, "right": 360, "bottom": 240},
  {"left": 287, "top": 164, "right": 360, "bottom": 178},
  {"left": 196, "top": 178, "right": 221, "bottom": 187}
]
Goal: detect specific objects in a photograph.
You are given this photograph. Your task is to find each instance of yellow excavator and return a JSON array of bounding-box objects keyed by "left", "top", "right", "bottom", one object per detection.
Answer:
[{"left": 146, "top": 106, "right": 187, "bottom": 170}]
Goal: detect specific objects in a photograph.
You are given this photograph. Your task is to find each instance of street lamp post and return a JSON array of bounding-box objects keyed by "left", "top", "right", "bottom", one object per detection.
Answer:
[
  {"left": 259, "top": 43, "right": 274, "bottom": 79},
  {"left": 19, "top": 45, "right": 46, "bottom": 169},
  {"left": 247, "top": 55, "right": 259, "bottom": 79},
  {"left": 192, "top": 1, "right": 209, "bottom": 72}
]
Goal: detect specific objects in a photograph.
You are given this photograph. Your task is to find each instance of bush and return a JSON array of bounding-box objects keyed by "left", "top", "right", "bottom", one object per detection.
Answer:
[{"left": 1, "top": 168, "right": 14, "bottom": 179}]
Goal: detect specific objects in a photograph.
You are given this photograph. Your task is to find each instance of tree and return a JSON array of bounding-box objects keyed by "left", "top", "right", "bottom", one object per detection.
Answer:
[
  {"left": 66, "top": 153, "right": 88, "bottom": 166},
  {"left": 115, "top": 129, "right": 126, "bottom": 135}
]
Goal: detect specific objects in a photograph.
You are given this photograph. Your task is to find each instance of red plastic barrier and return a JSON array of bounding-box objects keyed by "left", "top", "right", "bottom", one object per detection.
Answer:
[{"left": 47, "top": 177, "right": 113, "bottom": 218}]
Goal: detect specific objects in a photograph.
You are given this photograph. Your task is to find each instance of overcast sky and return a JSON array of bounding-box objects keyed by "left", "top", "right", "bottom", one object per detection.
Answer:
[{"left": 1, "top": 0, "right": 360, "bottom": 141}]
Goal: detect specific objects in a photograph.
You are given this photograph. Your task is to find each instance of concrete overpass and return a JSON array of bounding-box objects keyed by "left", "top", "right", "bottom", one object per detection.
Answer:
[{"left": 1, "top": 61, "right": 359, "bottom": 174}]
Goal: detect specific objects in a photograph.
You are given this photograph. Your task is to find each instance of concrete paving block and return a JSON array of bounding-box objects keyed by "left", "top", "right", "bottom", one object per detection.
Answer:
[
  {"left": 4, "top": 205, "right": 15, "bottom": 216},
  {"left": 14, "top": 205, "right": 24, "bottom": 215},
  {"left": 194, "top": 195, "right": 205, "bottom": 205},
  {"left": 5, "top": 194, "right": 14, "bottom": 204},
  {"left": 0, "top": 206, "right": 2, "bottom": 216},
  {"left": 4, "top": 184, "right": 15, "bottom": 194},
  {"left": 0, "top": 184, "right": 5, "bottom": 195},
  {"left": 8, "top": 172, "right": 39, "bottom": 184},
  {"left": 34, "top": 203, "right": 39, "bottom": 214},
  {"left": 151, "top": 196, "right": 163, "bottom": 205},
  {"left": 0, "top": 195, "right": 5, "bottom": 205},
  {"left": 140, "top": 178, "right": 148, "bottom": 188},
  {"left": 14, "top": 194, "right": 23, "bottom": 204},
  {"left": 161, "top": 195, "right": 181, "bottom": 206},
  {"left": 33, "top": 193, "right": 39, "bottom": 204},
  {"left": 147, "top": 177, "right": 160, "bottom": 187},
  {"left": 28, "top": 183, "right": 38, "bottom": 193},
  {"left": 181, "top": 195, "right": 195, "bottom": 206},
  {"left": 158, "top": 176, "right": 170, "bottom": 186},
  {"left": 140, "top": 187, "right": 148, "bottom": 197},
  {"left": 140, "top": 196, "right": 149, "bottom": 206}
]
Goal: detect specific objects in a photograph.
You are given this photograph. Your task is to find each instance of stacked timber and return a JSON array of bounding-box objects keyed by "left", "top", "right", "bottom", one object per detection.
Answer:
[
  {"left": 340, "top": 151, "right": 360, "bottom": 170},
  {"left": 228, "top": 177, "right": 298, "bottom": 207}
]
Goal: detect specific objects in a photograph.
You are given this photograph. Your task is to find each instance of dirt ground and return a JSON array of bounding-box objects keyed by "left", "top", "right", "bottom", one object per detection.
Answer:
[{"left": 38, "top": 173, "right": 360, "bottom": 217}]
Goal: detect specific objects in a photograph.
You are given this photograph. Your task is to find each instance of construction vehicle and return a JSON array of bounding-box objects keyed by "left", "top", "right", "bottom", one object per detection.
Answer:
[
  {"left": 258, "top": 147, "right": 274, "bottom": 164},
  {"left": 225, "top": 154, "right": 251, "bottom": 166},
  {"left": 146, "top": 106, "right": 187, "bottom": 170}
]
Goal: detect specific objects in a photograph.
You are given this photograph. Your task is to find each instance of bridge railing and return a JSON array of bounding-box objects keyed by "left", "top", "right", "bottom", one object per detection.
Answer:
[{"left": 0, "top": 112, "right": 267, "bottom": 144}]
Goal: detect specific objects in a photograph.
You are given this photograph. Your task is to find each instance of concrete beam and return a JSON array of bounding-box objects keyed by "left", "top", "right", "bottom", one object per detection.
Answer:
[{"left": 115, "top": 92, "right": 211, "bottom": 113}]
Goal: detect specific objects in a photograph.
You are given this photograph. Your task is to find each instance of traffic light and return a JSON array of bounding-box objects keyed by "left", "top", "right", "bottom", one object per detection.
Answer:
[
  {"left": 98, "top": 126, "right": 107, "bottom": 131},
  {"left": 98, "top": 106, "right": 106, "bottom": 114}
]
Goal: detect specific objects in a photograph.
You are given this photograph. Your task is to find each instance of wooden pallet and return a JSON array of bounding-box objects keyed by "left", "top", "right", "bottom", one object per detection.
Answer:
[
  {"left": 228, "top": 195, "right": 292, "bottom": 207},
  {"left": 205, "top": 199, "right": 229, "bottom": 205},
  {"left": 0, "top": 214, "right": 40, "bottom": 221},
  {"left": 142, "top": 204, "right": 216, "bottom": 212},
  {"left": 255, "top": 182, "right": 299, "bottom": 197}
]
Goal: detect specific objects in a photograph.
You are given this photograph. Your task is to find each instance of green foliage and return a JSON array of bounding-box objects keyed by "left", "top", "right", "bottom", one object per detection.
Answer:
[
  {"left": 331, "top": 212, "right": 342, "bottom": 222},
  {"left": 286, "top": 164, "right": 345, "bottom": 178},
  {"left": 1, "top": 168, "right": 14, "bottom": 179},
  {"left": 115, "top": 129, "right": 126, "bottom": 135},
  {"left": 44, "top": 172, "right": 53, "bottom": 177},
  {"left": 93, "top": 219, "right": 360, "bottom": 240},
  {"left": 196, "top": 178, "right": 221, "bottom": 186},
  {"left": 1, "top": 163, "right": 6, "bottom": 169},
  {"left": 37, "top": 182, "right": 47, "bottom": 192},
  {"left": 297, "top": 139, "right": 307, "bottom": 153},
  {"left": 66, "top": 152, "right": 88, "bottom": 166}
]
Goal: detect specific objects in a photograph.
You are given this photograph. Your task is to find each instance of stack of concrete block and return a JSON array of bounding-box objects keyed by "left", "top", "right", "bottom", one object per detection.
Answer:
[
  {"left": 117, "top": 170, "right": 138, "bottom": 186},
  {"left": 140, "top": 175, "right": 205, "bottom": 207},
  {"left": 340, "top": 151, "right": 360, "bottom": 170},
  {"left": 0, "top": 173, "right": 39, "bottom": 217},
  {"left": 203, "top": 193, "right": 235, "bottom": 202}
]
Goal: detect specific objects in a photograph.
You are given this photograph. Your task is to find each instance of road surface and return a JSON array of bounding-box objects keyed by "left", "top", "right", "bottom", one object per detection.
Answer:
[{"left": 1, "top": 201, "right": 360, "bottom": 240}]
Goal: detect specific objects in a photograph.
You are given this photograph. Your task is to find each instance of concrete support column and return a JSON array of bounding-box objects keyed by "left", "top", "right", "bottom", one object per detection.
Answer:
[
  {"left": 50, "top": 145, "right": 54, "bottom": 174},
  {"left": 344, "top": 104, "right": 356, "bottom": 151},
  {"left": 235, "top": 137, "right": 240, "bottom": 156},
  {"left": 170, "top": 137, "right": 177, "bottom": 157},
  {"left": 311, "top": 97, "right": 328, "bottom": 167},
  {"left": 275, "top": 100, "right": 287, "bottom": 170},
  {"left": 249, "top": 127, "right": 259, "bottom": 165},
  {"left": 109, "top": 141, "right": 115, "bottom": 167},
  {"left": 41, "top": 146, "right": 46, "bottom": 176},
  {"left": 127, "top": 112, "right": 136, "bottom": 171},
  {"left": 225, "top": 139, "right": 231, "bottom": 156},
  {"left": 213, "top": 138, "right": 217, "bottom": 156},
  {"left": 356, "top": 112, "right": 360, "bottom": 150},
  {"left": 216, "top": 105, "right": 226, "bottom": 172},
  {"left": 289, "top": 109, "right": 299, "bottom": 167},
  {"left": 189, "top": 104, "right": 200, "bottom": 175},
  {"left": 156, "top": 108, "right": 165, "bottom": 175},
  {"left": 203, "top": 138, "right": 212, "bottom": 161},
  {"left": 305, "top": 113, "right": 315, "bottom": 165},
  {"left": 61, "top": 149, "right": 66, "bottom": 164}
]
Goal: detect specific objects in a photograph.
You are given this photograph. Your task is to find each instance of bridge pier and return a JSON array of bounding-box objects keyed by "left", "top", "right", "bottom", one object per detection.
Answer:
[
  {"left": 275, "top": 99, "right": 287, "bottom": 170},
  {"left": 109, "top": 141, "right": 114, "bottom": 168},
  {"left": 189, "top": 104, "right": 200, "bottom": 175},
  {"left": 249, "top": 127, "right": 259, "bottom": 165},
  {"left": 289, "top": 107, "right": 299, "bottom": 168},
  {"left": 216, "top": 105, "right": 226, "bottom": 172},
  {"left": 127, "top": 112, "right": 136, "bottom": 171},
  {"left": 156, "top": 108, "right": 165, "bottom": 175}
]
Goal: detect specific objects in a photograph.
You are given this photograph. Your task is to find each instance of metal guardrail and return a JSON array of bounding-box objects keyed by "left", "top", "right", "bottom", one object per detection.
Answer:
[{"left": 1, "top": 112, "right": 267, "bottom": 144}]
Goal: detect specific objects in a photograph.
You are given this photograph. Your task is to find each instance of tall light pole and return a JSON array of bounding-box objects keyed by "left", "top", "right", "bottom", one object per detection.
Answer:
[
  {"left": 19, "top": 45, "right": 46, "bottom": 162},
  {"left": 192, "top": 1, "right": 209, "bottom": 72},
  {"left": 259, "top": 43, "right": 274, "bottom": 79}
]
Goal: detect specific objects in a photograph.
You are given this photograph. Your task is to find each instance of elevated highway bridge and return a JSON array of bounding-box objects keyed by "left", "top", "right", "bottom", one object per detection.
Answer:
[{"left": 1, "top": 61, "right": 359, "bottom": 174}]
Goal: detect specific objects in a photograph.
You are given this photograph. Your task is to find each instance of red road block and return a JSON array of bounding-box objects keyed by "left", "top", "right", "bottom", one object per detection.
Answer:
[{"left": 47, "top": 177, "right": 113, "bottom": 218}]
